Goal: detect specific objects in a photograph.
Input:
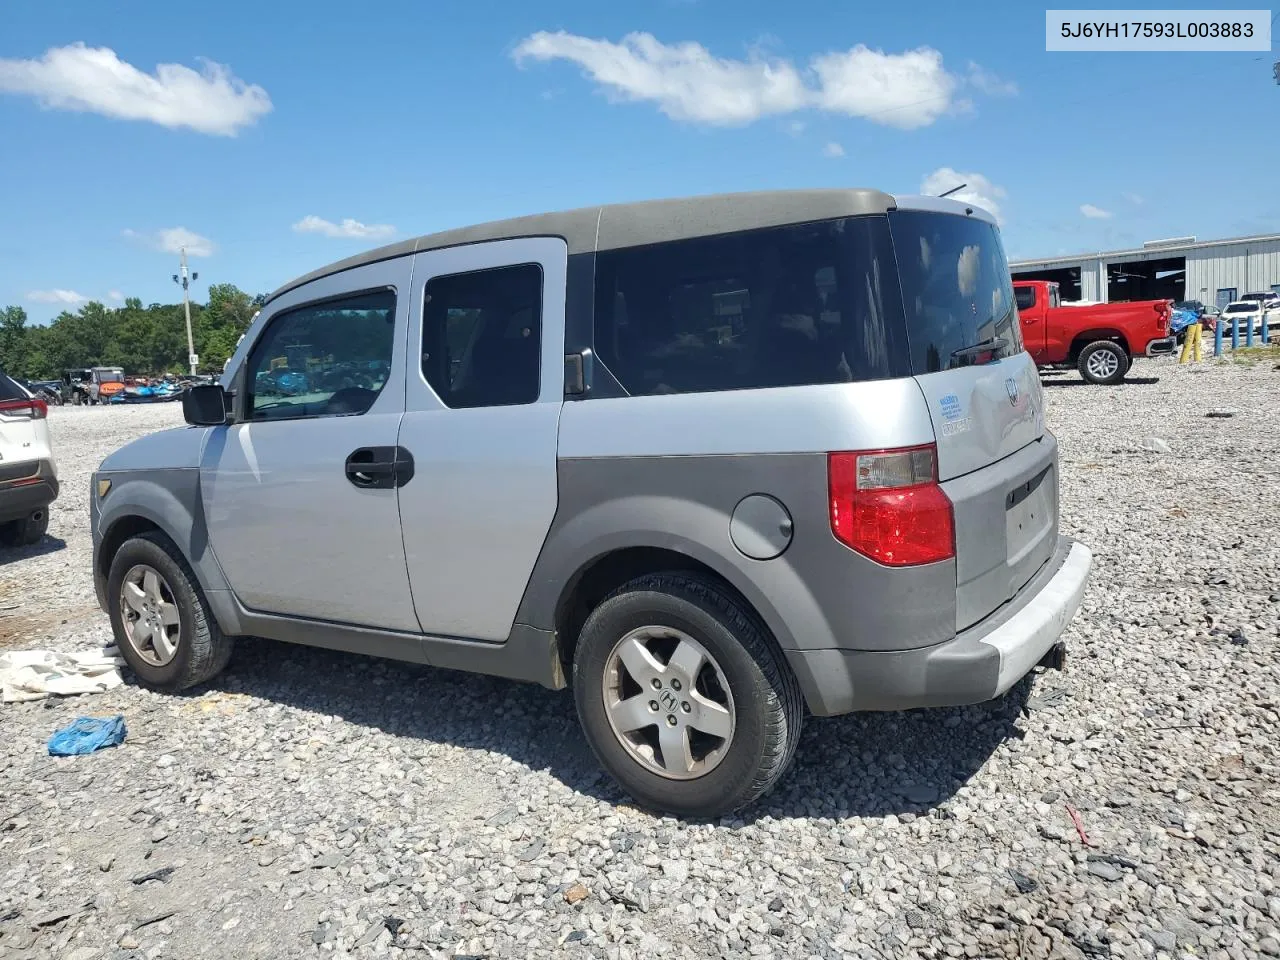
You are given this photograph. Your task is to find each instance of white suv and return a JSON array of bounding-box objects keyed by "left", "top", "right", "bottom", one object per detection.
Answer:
[{"left": 0, "top": 371, "right": 58, "bottom": 547}]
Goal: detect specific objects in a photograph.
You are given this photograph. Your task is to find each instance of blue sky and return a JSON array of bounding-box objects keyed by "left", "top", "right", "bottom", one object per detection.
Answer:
[{"left": 2, "top": 0, "right": 1276, "bottom": 322}]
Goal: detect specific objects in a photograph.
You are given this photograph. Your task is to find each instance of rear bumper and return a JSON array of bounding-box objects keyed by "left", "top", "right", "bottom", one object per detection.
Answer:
[
  {"left": 1145, "top": 336, "right": 1177, "bottom": 357},
  {"left": 787, "top": 536, "right": 1092, "bottom": 716},
  {"left": 0, "top": 459, "right": 59, "bottom": 524}
]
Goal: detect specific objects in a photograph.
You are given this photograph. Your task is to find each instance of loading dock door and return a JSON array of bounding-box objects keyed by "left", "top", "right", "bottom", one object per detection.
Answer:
[{"left": 1216, "top": 288, "right": 1237, "bottom": 310}]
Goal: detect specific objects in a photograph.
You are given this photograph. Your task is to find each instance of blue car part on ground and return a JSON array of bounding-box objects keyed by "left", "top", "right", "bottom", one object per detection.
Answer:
[{"left": 47, "top": 715, "right": 128, "bottom": 756}]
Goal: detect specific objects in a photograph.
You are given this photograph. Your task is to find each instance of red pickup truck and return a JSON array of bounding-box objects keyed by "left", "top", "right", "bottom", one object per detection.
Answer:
[{"left": 1013, "top": 280, "right": 1176, "bottom": 384}]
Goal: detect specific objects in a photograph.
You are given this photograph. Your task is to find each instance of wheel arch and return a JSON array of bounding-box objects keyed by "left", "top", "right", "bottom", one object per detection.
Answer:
[
  {"left": 512, "top": 495, "right": 837, "bottom": 678},
  {"left": 1069, "top": 330, "right": 1131, "bottom": 360},
  {"left": 94, "top": 471, "right": 233, "bottom": 624}
]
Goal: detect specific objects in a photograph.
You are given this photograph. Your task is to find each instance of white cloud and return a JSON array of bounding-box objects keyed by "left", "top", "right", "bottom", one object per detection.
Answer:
[
  {"left": 919, "top": 167, "right": 1007, "bottom": 223},
  {"left": 1122, "top": 192, "right": 1144, "bottom": 205},
  {"left": 822, "top": 141, "right": 845, "bottom": 158},
  {"left": 27, "top": 289, "right": 87, "bottom": 304},
  {"left": 811, "top": 45, "right": 956, "bottom": 129},
  {"left": 0, "top": 42, "right": 271, "bottom": 136},
  {"left": 513, "top": 31, "right": 993, "bottom": 129},
  {"left": 513, "top": 31, "right": 807, "bottom": 125},
  {"left": 107, "top": 290, "right": 124, "bottom": 302},
  {"left": 965, "top": 62, "right": 1018, "bottom": 97},
  {"left": 787, "top": 119, "right": 806, "bottom": 136},
  {"left": 292, "top": 216, "right": 397, "bottom": 241},
  {"left": 124, "top": 226, "right": 216, "bottom": 257},
  {"left": 1080, "top": 203, "right": 1113, "bottom": 220}
]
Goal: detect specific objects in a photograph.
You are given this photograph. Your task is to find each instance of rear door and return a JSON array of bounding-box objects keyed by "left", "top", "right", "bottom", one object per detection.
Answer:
[
  {"left": 889, "top": 209, "right": 1056, "bottom": 630},
  {"left": 397, "top": 238, "right": 566, "bottom": 641}
]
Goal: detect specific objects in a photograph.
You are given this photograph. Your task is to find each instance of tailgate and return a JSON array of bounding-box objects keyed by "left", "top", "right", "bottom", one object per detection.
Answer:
[{"left": 913, "top": 353, "right": 1057, "bottom": 630}]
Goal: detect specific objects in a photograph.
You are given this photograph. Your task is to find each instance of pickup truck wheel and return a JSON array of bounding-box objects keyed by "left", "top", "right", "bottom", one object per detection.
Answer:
[
  {"left": 0, "top": 508, "right": 49, "bottom": 548},
  {"left": 573, "top": 572, "right": 803, "bottom": 818},
  {"left": 1077, "top": 341, "right": 1129, "bottom": 385},
  {"left": 106, "top": 531, "right": 235, "bottom": 693}
]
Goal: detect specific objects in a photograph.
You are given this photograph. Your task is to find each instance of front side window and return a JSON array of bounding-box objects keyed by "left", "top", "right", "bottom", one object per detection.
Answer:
[
  {"left": 246, "top": 289, "right": 396, "bottom": 421},
  {"left": 889, "top": 211, "right": 1023, "bottom": 374},
  {"left": 1014, "top": 286, "right": 1036, "bottom": 311},
  {"left": 421, "top": 263, "right": 542, "bottom": 408},
  {"left": 593, "top": 217, "right": 908, "bottom": 396}
]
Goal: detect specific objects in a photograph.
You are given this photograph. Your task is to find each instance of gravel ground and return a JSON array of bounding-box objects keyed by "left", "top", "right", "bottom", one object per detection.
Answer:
[{"left": 2, "top": 357, "right": 1279, "bottom": 960}]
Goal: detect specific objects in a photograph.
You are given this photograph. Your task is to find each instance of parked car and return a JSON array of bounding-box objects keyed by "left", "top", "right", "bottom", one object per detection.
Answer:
[
  {"left": 91, "top": 189, "right": 1092, "bottom": 817},
  {"left": 1218, "top": 300, "right": 1276, "bottom": 338},
  {"left": 1238, "top": 292, "right": 1280, "bottom": 311},
  {"left": 0, "top": 371, "right": 58, "bottom": 547},
  {"left": 1012, "top": 280, "right": 1175, "bottom": 384}
]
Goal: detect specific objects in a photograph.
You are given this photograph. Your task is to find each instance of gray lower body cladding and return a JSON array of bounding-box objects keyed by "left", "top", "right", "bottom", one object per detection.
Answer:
[
  {"left": 514, "top": 452, "right": 959, "bottom": 658},
  {"left": 788, "top": 536, "right": 1090, "bottom": 715}
]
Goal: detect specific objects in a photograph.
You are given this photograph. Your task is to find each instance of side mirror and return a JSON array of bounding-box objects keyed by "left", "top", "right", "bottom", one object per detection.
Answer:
[{"left": 183, "top": 383, "right": 230, "bottom": 426}]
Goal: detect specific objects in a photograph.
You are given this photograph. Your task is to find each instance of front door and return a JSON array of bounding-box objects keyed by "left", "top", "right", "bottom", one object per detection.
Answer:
[
  {"left": 200, "top": 258, "right": 420, "bottom": 632},
  {"left": 397, "top": 238, "right": 566, "bottom": 641},
  {"left": 1015, "top": 284, "right": 1045, "bottom": 360}
]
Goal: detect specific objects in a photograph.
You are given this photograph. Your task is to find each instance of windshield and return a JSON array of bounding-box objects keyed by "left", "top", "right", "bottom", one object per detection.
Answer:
[
  {"left": 1224, "top": 303, "right": 1256, "bottom": 313},
  {"left": 888, "top": 211, "right": 1022, "bottom": 373}
]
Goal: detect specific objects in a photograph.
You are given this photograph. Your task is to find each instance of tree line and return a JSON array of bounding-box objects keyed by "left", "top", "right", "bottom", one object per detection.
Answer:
[{"left": 0, "top": 284, "right": 264, "bottom": 381}]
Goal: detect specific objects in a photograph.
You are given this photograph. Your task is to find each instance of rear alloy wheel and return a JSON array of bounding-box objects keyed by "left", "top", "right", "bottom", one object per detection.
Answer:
[
  {"left": 0, "top": 508, "right": 49, "bottom": 547},
  {"left": 573, "top": 572, "right": 803, "bottom": 818},
  {"left": 1077, "top": 340, "right": 1129, "bottom": 385},
  {"left": 107, "top": 532, "right": 234, "bottom": 692}
]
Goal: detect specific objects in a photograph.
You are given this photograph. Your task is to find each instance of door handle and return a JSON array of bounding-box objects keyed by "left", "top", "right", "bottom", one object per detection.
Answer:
[
  {"left": 345, "top": 446, "right": 414, "bottom": 489},
  {"left": 346, "top": 447, "right": 396, "bottom": 489}
]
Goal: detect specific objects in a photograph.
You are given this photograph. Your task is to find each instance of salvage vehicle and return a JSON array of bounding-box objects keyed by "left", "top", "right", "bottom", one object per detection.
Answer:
[
  {"left": 63, "top": 366, "right": 127, "bottom": 405},
  {"left": 1012, "top": 280, "right": 1175, "bottom": 384},
  {"left": 91, "top": 189, "right": 1092, "bottom": 816},
  {"left": 0, "top": 371, "right": 58, "bottom": 547}
]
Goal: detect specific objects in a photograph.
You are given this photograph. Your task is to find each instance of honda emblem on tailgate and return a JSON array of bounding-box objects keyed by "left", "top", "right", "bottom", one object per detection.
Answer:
[{"left": 1005, "top": 377, "right": 1019, "bottom": 406}]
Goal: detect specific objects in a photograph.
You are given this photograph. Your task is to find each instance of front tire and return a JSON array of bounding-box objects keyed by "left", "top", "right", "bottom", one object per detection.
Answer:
[
  {"left": 106, "top": 532, "right": 234, "bottom": 692},
  {"left": 1077, "top": 340, "right": 1129, "bottom": 385},
  {"left": 573, "top": 572, "right": 803, "bottom": 818}
]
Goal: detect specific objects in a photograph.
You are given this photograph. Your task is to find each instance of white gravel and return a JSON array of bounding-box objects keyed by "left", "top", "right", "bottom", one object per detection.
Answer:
[{"left": 2, "top": 357, "right": 1279, "bottom": 960}]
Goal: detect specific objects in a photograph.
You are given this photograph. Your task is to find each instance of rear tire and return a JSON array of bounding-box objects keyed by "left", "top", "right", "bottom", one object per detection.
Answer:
[
  {"left": 0, "top": 508, "right": 49, "bottom": 547},
  {"left": 572, "top": 572, "right": 803, "bottom": 818},
  {"left": 106, "top": 531, "right": 234, "bottom": 692},
  {"left": 1077, "top": 340, "right": 1129, "bottom": 385}
]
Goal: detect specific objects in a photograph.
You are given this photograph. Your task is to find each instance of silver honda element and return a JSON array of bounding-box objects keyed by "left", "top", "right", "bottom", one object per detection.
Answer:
[{"left": 91, "top": 189, "right": 1092, "bottom": 817}]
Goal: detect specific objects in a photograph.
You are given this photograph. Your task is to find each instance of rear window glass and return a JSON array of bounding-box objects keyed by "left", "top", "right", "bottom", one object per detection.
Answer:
[
  {"left": 593, "top": 217, "right": 909, "bottom": 396},
  {"left": 0, "top": 373, "right": 27, "bottom": 401},
  {"left": 889, "top": 211, "right": 1022, "bottom": 374}
]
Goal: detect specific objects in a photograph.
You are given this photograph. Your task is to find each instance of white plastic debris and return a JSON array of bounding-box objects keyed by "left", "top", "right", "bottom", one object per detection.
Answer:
[
  {"left": 0, "top": 647, "right": 126, "bottom": 703},
  {"left": 1140, "top": 437, "right": 1172, "bottom": 454}
]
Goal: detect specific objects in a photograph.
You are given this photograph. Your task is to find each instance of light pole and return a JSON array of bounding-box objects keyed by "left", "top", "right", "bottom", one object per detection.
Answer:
[{"left": 172, "top": 248, "right": 199, "bottom": 375}]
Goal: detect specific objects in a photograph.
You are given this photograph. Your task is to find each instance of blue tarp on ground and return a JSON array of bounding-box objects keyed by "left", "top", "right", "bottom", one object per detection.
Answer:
[
  {"left": 48, "top": 715, "right": 127, "bottom": 756},
  {"left": 1170, "top": 308, "right": 1201, "bottom": 334}
]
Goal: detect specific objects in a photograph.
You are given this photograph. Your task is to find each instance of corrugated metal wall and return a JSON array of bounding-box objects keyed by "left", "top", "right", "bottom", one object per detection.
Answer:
[{"left": 1182, "top": 239, "right": 1280, "bottom": 303}]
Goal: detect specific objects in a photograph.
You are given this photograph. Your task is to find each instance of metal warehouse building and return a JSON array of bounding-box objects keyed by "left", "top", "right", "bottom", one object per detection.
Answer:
[{"left": 1009, "top": 232, "right": 1280, "bottom": 310}]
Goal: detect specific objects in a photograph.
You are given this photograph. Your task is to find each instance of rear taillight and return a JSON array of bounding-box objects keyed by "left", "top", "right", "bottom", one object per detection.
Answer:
[
  {"left": 0, "top": 398, "right": 47, "bottom": 419},
  {"left": 828, "top": 445, "right": 955, "bottom": 566}
]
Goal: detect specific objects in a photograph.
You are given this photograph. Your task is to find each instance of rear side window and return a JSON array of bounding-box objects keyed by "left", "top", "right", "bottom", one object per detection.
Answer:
[
  {"left": 889, "top": 211, "right": 1023, "bottom": 374},
  {"left": 593, "top": 217, "right": 908, "bottom": 396},
  {"left": 422, "top": 263, "right": 543, "bottom": 408},
  {"left": 1014, "top": 286, "right": 1036, "bottom": 311}
]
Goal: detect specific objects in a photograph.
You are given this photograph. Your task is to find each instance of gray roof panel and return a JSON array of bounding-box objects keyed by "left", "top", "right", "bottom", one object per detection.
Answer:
[{"left": 265, "top": 188, "right": 897, "bottom": 305}]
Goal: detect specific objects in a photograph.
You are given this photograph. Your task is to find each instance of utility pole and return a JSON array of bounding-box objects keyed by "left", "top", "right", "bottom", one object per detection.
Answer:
[{"left": 172, "top": 248, "right": 199, "bottom": 375}]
